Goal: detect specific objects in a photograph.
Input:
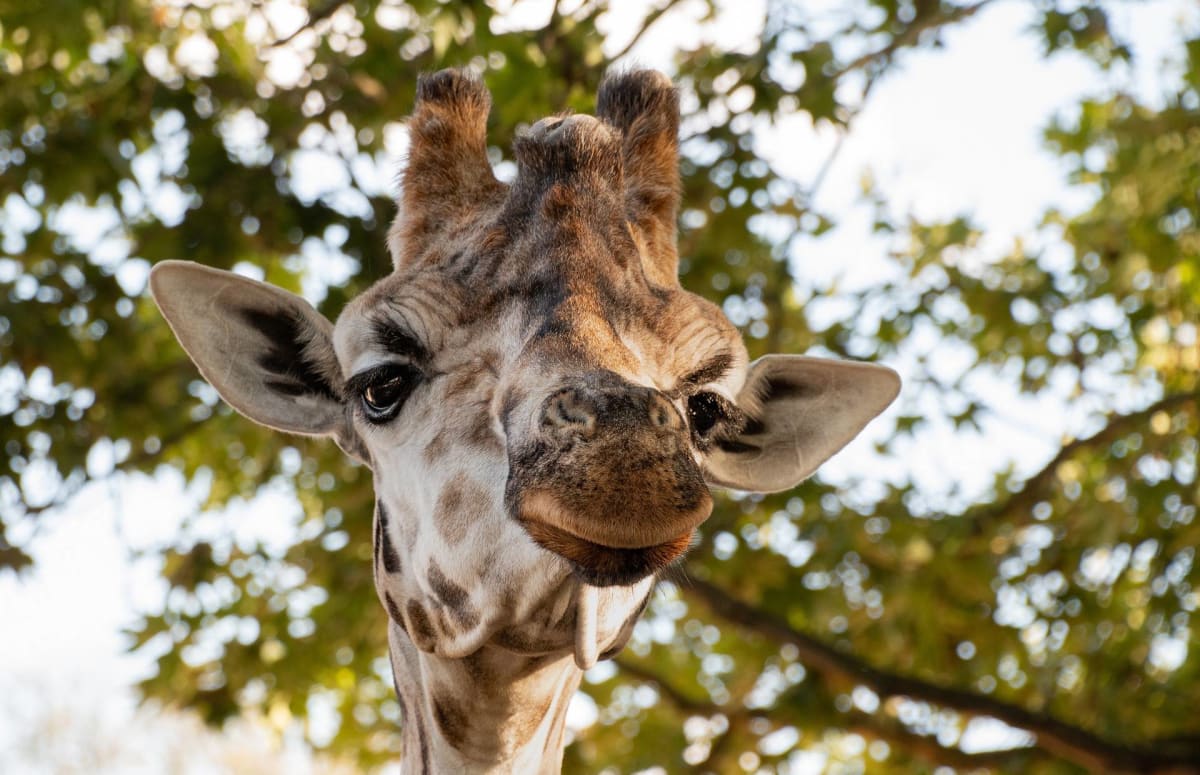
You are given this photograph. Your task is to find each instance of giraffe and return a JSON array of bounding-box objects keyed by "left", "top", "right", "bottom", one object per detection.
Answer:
[{"left": 149, "top": 68, "right": 900, "bottom": 773}]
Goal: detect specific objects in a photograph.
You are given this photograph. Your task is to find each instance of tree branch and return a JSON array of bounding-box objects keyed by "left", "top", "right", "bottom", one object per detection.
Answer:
[
  {"left": 684, "top": 576, "right": 1200, "bottom": 774},
  {"left": 614, "top": 656, "right": 715, "bottom": 714},
  {"left": 267, "top": 0, "right": 342, "bottom": 48},
  {"left": 616, "top": 654, "right": 1041, "bottom": 772},
  {"left": 11, "top": 417, "right": 210, "bottom": 523},
  {"left": 835, "top": 0, "right": 995, "bottom": 77},
  {"left": 609, "top": 0, "right": 689, "bottom": 62},
  {"left": 842, "top": 709, "right": 1041, "bottom": 772},
  {"left": 965, "top": 390, "right": 1199, "bottom": 538}
]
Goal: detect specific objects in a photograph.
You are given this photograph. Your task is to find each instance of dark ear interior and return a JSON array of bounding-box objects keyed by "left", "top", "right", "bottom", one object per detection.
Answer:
[{"left": 149, "top": 260, "right": 349, "bottom": 438}]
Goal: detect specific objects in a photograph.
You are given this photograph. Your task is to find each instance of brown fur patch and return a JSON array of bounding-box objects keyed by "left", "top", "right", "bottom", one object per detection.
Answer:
[
  {"left": 384, "top": 592, "right": 407, "bottom": 632},
  {"left": 443, "top": 368, "right": 482, "bottom": 401},
  {"left": 492, "top": 627, "right": 568, "bottom": 656},
  {"left": 432, "top": 693, "right": 469, "bottom": 749},
  {"left": 405, "top": 600, "right": 436, "bottom": 651},
  {"left": 434, "top": 473, "right": 493, "bottom": 545},
  {"left": 434, "top": 474, "right": 467, "bottom": 544},
  {"left": 377, "top": 503, "right": 402, "bottom": 574},
  {"left": 428, "top": 561, "right": 480, "bottom": 629},
  {"left": 478, "top": 225, "right": 508, "bottom": 255},
  {"left": 461, "top": 649, "right": 495, "bottom": 686},
  {"left": 512, "top": 692, "right": 556, "bottom": 746},
  {"left": 423, "top": 427, "right": 452, "bottom": 464},
  {"left": 466, "top": 411, "right": 502, "bottom": 452},
  {"left": 479, "top": 350, "right": 501, "bottom": 377},
  {"left": 410, "top": 707, "right": 432, "bottom": 774}
]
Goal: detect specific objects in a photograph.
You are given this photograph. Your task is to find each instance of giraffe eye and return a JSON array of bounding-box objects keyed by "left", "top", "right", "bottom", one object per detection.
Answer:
[
  {"left": 359, "top": 364, "right": 422, "bottom": 423},
  {"left": 687, "top": 392, "right": 727, "bottom": 437}
]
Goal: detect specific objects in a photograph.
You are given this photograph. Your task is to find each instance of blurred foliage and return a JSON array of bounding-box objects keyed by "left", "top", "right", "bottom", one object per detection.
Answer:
[
  {"left": 0, "top": 675, "right": 358, "bottom": 774},
  {"left": 2, "top": 0, "right": 1198, "bottom": 772}
]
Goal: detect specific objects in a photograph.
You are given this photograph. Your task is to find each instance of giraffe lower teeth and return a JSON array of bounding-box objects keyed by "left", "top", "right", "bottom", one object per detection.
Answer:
[{"left": 574, "top": 581, "right": 600, "bottom": 670}]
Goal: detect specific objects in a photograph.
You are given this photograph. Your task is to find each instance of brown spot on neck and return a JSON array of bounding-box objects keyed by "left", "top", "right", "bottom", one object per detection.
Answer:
[
  {"left": 406, "top": 600, "right": 436, "bottom": 651},
  {"left": 432, "top": 693, "right": 469, "bottom": 750}
]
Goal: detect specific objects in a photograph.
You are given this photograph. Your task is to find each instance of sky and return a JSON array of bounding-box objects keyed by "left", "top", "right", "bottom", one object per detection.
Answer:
[{"left": 1, "top": 0, "right": 1197, "bottom": 771}]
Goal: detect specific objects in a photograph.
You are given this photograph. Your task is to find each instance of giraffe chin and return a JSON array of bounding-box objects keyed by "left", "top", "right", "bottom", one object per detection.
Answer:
[{"left": 519, "top": 518, "right": 695, "bottom": 586}]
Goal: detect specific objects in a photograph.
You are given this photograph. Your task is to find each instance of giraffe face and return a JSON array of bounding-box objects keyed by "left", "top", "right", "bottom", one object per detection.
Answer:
[
  {"left": 149, "top": 68, "right": 900, "bottom": 662},
  {"left": 331, "top": 233, "right": 748, "bottom": 593},
  {"left": 324, "top": 171, "right": 751, "bottom": 657}
]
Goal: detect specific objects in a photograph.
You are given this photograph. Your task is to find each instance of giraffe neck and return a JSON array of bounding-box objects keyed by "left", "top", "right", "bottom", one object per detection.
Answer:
[{"left": 388, "top": 622, "right": 583, "bottom": 774}]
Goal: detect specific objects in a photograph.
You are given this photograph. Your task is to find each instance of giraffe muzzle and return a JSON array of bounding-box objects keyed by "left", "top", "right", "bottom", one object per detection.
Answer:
[
  {"left": 510, "top": 382, "right": 713, "bottom": 584},
  {"left": 508, "top": 415, "right": 710, "bottom": 580}
]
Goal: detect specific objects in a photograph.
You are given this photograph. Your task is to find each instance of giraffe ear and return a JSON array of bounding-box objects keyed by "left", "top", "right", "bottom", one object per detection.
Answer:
[
  {"left": 150, "top": 261, "right": 353, "bottom": 442},
  {"left": 703, "top": 355, "right": 900, "bottom": 493}
]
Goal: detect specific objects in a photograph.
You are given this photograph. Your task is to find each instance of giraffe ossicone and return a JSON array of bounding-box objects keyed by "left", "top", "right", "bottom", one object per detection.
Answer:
[{"left": 150, "top": 67, "right": 900, "bottom": 773}]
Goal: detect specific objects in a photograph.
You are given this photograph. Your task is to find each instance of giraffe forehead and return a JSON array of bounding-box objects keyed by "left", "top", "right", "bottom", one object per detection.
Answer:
[
  {"left": 396, "top": 159, "right": 639, "bottom": 279},
  {"left": 340, "top": 269, "right": 690, "bottom": 365},
  {"left": 481, "top": 272, "right": 741, "bottom": 384},
  {"left": 352, "top": 175, "right": 655, "bottom": 342}
]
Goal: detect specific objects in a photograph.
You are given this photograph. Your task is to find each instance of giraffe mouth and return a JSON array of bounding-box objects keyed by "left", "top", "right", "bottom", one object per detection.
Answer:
[{"left": 518, "top": 517, "right": 695, "bottom": 586}]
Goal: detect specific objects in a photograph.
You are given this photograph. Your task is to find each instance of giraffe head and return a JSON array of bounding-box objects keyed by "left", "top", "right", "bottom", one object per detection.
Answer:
[{"left": 150, "top": 69, "right": 899, "bottom": 667}]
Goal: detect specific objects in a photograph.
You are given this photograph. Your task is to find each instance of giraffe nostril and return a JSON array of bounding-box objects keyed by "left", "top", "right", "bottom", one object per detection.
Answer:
[
  {"left": 542, "top": 389, "right": 597, "bottom": 435},
  {"left": 541, "top": 383, "right": 683, "bottom": 438}
]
